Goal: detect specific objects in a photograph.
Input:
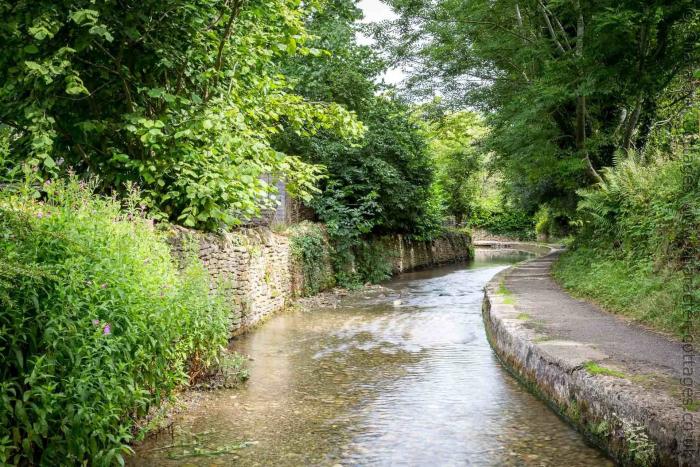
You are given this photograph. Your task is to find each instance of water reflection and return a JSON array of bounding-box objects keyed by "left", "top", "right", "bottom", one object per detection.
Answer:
[{"left": 131, "top": 249, "right": 611, "bottom": 466}]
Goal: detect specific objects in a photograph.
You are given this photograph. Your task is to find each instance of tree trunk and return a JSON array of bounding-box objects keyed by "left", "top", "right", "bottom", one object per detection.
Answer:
[{"left": 573, "top": 0, "right": 603, "bottom": 184}]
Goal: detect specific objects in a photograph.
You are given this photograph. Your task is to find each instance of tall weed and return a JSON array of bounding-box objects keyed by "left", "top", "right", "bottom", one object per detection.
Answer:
[{"left": 0, "top": 179, "right": 231, "bottom": 465}]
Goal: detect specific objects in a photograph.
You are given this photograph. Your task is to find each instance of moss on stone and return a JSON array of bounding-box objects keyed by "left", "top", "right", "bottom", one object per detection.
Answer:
[{"left": 583, "top": 362, "right": 626, "bottom": 378}]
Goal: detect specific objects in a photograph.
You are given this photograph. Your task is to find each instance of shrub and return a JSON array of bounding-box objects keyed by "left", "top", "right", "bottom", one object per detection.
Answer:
[
  {"left": 288, "top": 222, "right": 335, "bottom": 296},
  {"left": 331, "top": 237, "right": 393, "bottom": 289},
  {"left": 0, "top": 1, "right": 366, "bottom": 231},
  {"left": 468, "top": 204, "right": 535, "bottom": 240},
  {"left": 0, "top": 179, "right": 231, "bottom": 465},
  {"left": 555, "top": 149, "right": 700, "bottom": 337}
]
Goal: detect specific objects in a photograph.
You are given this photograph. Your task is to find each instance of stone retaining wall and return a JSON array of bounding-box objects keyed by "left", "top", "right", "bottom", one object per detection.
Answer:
[
  {"left": 381, "top": 231, "right": 473, "bottom": 274},
  {"left": 170, "top": 226, "right": 293, "bottom": 332},
  {"left": 482, "top": 248, "right": 698, "bottom": 466},
  {"left": 171, "top": 225, "right": 473, "bottom": 334}
]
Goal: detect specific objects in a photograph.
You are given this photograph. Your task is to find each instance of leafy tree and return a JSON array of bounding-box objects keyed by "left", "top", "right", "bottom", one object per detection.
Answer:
[
  {"left": 380, "top": 0, "right": 700, "bottom": 214},
  {"left": 279, "top": 0, "right": 439, "bottom": 240},
  {"left": 0, "top": 0, "right": 363, "bottom": 230},
  {"left": 422, "top": 109, "right": 485, "bottom": 224}
]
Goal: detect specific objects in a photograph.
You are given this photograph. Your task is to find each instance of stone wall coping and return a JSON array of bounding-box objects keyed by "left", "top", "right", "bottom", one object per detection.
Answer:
[{"left": 482, "top": 246, "right": 698, "bottom": 466}]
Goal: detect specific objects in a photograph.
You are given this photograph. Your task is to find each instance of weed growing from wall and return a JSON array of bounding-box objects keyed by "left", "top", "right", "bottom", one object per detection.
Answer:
[
  {"left": 332, "top": 236, "right": 393, "bottom": 289},
  {"left": 289, "top": 222, "right": 335, "bottom": 296}
]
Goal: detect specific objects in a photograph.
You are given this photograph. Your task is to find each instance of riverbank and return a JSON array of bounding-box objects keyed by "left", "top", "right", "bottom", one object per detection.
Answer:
[
  {"left": 171, "top": 224, "right": 473, "bottom": 335},
  {"left": 482, "top": 248, "right": 699, "bottom": 466},
  {"left": 130, "top": 249, "right": 611, "bottom": 465}
]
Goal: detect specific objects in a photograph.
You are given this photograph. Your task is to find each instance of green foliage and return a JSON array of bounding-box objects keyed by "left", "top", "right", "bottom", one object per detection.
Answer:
[
  {"left": 288, "top": 222, "right": 335, "bottom": 296},
  {"left": 469, "top": 204, "right": 535, "bottom": 240},
  {"left": 576, "top": 153, "right": 700, "bottom": 262},
  {"left": 0, "top": 179, "right": 231, "bottom": 465},
  {"left": 583, "top": 362, "right": 626, "bottom": 378},
  {"left": 421, "top": 109, "right": 486, "bottom": 224},
  {"left": 533, "top": 204, "right": 571, "bottom": 240},
  {"left": 278, "top": 0, "right": 440, "bottom": 243},
  {"left": 308, "top": 97, "right": 438, "bottom": 239},
  {"left": 383, "top": 0, "right": 699, "bottom": 217},
  {"left": 0, "top": 0, "right": 364, "bottom": 230},
  {"left": 621, "top": 422, "right": 657, "bottom": 467},
  {"left": 554, "top": 246, "right": 688, "bottom": 336},
  {"left": 554, "top": 148, "right": 700, "bottom": 337},
  {"left": 332, "top": 237, "right": 393, "bottom": 289}
]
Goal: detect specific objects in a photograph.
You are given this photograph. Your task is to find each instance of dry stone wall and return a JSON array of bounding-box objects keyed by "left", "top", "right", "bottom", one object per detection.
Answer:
[
  {"left": 169, "top": 226, "right": 293, "bottom": 333},
  {"left": 380, "top": 231, "right": 473, "bottom": 273},
  {"left": 170, "top": 225, "right": 472, "bottom": 334}
]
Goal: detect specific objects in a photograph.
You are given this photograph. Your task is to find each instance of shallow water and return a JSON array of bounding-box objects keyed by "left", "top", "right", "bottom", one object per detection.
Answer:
[{"left": 131, "top": 249, "right": 611, "bottom": 466}]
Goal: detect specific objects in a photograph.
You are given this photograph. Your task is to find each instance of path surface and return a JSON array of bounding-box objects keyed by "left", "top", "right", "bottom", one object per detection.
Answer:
[
  {"left": 484, "top": 247, "right": 700, "bottom": 465},
  {"left": 505, "top": 250, "right": 694, "bottom": 383}
]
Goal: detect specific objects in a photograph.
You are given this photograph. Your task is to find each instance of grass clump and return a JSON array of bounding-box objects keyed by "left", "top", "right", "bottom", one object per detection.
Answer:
[
  {"left": 683, "top": 400, "right": 700, "bottom": 412},
  {"left": 496, "top": 280, "right": 516, "bottom": 305},
  {"left": 583, "top": 362, "right": 626, "bottom": 378},
  {"left": 0, "top": 179, "right": 232, "bottom": 465}
]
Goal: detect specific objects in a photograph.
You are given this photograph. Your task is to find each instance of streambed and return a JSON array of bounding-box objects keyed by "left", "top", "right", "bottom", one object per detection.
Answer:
[{"left": 131, "top": 249, "right": 610, "bottom": 466}]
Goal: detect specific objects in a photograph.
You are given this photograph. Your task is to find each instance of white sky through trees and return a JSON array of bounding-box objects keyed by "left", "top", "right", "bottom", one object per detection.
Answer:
[{"left": 356, "top": 0, "right": 405, "bottom": 85}]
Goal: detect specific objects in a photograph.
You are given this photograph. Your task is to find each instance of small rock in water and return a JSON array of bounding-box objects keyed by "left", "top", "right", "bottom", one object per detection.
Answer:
[{"left": 392, "top": 299, "right": 401, "bottom": 307}]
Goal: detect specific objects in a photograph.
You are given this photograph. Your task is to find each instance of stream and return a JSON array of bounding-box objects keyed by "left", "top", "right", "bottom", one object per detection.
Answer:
[{"left": 131, "top": 249, "right": 611, "bottom": 466}]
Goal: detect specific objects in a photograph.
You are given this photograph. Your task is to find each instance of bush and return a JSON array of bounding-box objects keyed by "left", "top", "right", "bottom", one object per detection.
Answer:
[
  {"left": 533, "top": 204, "right": 571, "bottom": 240},
  {"left": 289, "top": 223, "right": 393, "bottom": 291},
  {"left": 0, "top": 1, "right": 362, "bottom": 231},
  {"left": 331, "top": 237, "right": 393, "bottom": 289},
  {"left": 468, "top": 204, "right": 535, "bottom": 240},
  {"left": 288, "top": 222, "right": 335, "bottom": 296},
  {"left": 555, "top": 150, "right": 700, "bottom": 337},
  {"left": 0, "top": 179, "right": 231, "bottom": 465}
]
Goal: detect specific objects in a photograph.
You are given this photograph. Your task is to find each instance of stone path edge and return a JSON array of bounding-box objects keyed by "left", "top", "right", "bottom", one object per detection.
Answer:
[{"left": 481, "top": 245, "right": 697, "bottom": 467}]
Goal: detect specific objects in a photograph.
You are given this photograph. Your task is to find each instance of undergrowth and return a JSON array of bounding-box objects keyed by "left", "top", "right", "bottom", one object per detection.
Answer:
[
  {"left": 553, "top": 247, "right": 686, "bottom": 336},
  {"left": 332, "top": 236, "right": 393, "bottom": 289},
  {"left": 288, "top": 222, "right": 335, "bottom": 296},
  {"left": 553, "top": 151, "right": 699, "bottom": 339},
  {"left": 0, "top": 178, "right": 233, "bottom": 465}
]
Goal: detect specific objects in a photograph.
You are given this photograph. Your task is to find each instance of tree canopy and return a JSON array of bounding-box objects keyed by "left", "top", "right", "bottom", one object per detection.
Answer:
[
  {"left": 0, "top": 0, "right": 364, "bottom": 229},
  {"left": 381, "top": 0, "right": 699, "bottom": 213},
  {"left": 278, "top": 0, "right": 440, "bottom": 241}
]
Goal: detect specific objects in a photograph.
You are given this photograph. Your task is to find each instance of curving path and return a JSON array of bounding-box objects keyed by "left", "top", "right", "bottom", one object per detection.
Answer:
[
  {"left": 483, "top": 247, "right": 699, "bottom": 466},
  {"left": 507, "top": 250, "right": 692, "bottom": 381}
]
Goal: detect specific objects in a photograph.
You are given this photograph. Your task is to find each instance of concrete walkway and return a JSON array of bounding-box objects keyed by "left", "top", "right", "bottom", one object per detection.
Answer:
[
  {"left": 505, "top": 250, "right": 694, "bottom": 384},
  {"left": 482, "top": 247, "right": 699, "bottom": 466}
]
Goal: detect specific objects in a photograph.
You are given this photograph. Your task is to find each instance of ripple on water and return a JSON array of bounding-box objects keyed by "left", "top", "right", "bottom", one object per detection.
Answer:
[{"left": 130, "top": 250, "right": 612, "bottom": 466}]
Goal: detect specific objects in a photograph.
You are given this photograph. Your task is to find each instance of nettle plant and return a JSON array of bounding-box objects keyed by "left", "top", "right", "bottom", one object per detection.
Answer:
[{"left": 0, "top": 0, "right": 364, "bottom": 230}]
